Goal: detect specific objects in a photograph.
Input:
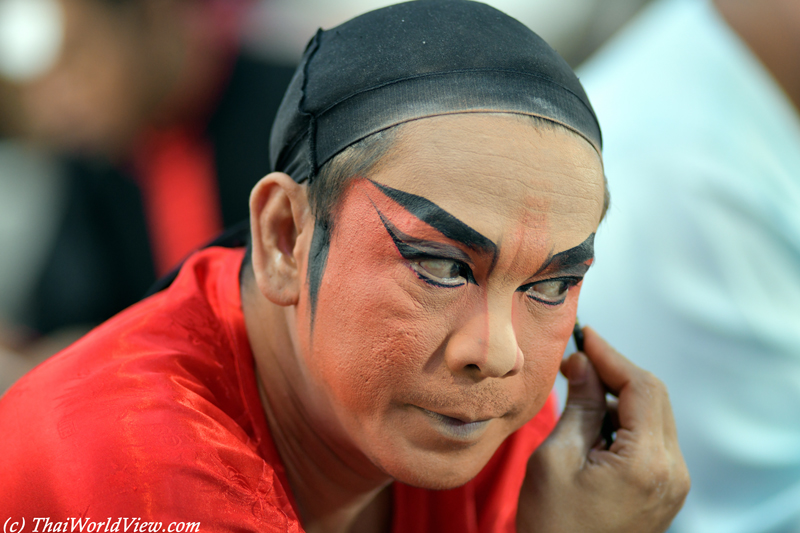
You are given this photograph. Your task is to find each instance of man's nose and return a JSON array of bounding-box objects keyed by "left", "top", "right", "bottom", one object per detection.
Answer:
[{"left": 443, "top": 297, "right": 523, "bottom": 379}]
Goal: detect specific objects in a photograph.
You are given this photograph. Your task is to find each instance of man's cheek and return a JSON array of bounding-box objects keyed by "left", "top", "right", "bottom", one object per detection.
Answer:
[
  {"left": 319, "top": 318, "right": 446, "bottom": 415},
  {"left": 311, "top": 273, "right": 441, "bottom": 394},
  {"left": 513, "top": 301, "right": 573, "bottom": 397}
]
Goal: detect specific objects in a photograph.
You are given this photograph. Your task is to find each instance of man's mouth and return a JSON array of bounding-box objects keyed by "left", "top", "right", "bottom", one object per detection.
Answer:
[{"left": 413, "top": 406, "right": 493, "bottom": 441}]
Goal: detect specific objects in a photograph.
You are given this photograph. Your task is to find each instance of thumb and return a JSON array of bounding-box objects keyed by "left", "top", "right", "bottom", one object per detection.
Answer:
[{"left": 549, "top": 351, "right": 608, "bottom": 457}]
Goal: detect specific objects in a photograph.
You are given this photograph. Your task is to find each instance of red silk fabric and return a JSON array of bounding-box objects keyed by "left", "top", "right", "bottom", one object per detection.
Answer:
[{"left": 0, "top": 247, "right": 557, "bottom": 531}]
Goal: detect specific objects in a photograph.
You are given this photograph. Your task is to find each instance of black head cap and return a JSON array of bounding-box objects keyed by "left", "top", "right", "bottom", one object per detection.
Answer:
[{"left": 270, "top": 0, "right": 602, "bottom": 183}]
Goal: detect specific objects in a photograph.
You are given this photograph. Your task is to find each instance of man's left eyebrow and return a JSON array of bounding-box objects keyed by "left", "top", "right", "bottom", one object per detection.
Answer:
[
  {"left": 535, "top": 233, "right": 595, "bottom": 276},
  {"left": 376, "top": 210, "right": 475, "bottom": 265},
  {"left": 373, "top": 182, "right": 498, "bottom": 262}
]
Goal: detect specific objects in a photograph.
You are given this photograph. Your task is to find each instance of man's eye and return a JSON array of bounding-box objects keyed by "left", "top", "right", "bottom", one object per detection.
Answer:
[
  {"left": 524, "top": 278, "right": 578, "bottom": 305},
  {"left": 411, "top": 258, "right": 466, "bottom": 287}
]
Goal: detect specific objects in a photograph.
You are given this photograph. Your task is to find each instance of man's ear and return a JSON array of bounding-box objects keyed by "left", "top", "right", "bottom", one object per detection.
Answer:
[{"left": 249, "top": 172, "right": 311, "bottom": 306}]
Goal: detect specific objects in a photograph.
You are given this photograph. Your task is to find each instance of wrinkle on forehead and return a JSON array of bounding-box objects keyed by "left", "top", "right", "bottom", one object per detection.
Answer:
[{"left": 372, "top": 115, "right": 605, "bottom": 236}]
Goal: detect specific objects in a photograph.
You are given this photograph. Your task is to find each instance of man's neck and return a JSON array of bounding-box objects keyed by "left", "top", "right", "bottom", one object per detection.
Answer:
[
  {"left": 240, "top": 270, "right": 393, "bottom": 533},
  {"left": 714, "top": 0, "right": 800, "bottom": 112}
]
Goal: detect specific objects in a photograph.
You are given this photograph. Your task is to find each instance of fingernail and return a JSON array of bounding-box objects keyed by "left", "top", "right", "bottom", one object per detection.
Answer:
[{"left": 569, "top": 353, "right": 588, "bottom": 385}]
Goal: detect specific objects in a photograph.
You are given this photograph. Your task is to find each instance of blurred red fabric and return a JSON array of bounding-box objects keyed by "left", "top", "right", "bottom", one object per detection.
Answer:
[{"left": 135, "top": 130, "right": 223, "bottom": 276}]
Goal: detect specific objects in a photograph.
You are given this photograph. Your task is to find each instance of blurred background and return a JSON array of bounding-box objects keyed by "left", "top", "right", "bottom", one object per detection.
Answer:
[{"left": 239, "top": 0, "right": 653, "bottom": 68}]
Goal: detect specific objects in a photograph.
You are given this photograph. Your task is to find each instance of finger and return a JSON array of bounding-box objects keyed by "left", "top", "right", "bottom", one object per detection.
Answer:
[
  {"left": 660, "top": 386, "right": 682, "bottom": 453},
  {"left": 581, "top": 326, "right": 668, "bottom": 439},
  {"left": 549, "top": 351, "right": 608, "bottom": 459},
  {"left": 580, "top": 326, "right": 639, "bottom": 396}
]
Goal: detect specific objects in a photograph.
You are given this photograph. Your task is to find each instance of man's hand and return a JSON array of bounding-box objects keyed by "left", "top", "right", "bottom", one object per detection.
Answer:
[{"left": 517, "top": 326, "right": 690, "bottom": 533}]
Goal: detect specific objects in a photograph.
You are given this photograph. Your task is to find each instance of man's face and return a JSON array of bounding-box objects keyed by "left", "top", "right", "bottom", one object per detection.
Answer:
[{"left": 291, "top": 114, "right": 605, "bottom": 489}]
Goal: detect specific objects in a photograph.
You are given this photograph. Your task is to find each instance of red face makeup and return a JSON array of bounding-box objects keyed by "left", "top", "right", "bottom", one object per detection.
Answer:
[{"left": 288, "top": 114, "right": 605, "bottom": 490}]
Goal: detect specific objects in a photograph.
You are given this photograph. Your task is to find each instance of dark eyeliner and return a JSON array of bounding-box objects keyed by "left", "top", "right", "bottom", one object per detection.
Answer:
[
  {"left": 518, "top": 276, "right": 582, "bottom": 305},
  {"left": 375, "top": 208, "right": 478, "bottom": 285},
  {"left": 409, "top": 257, "right": 472, "bottom": 288}
]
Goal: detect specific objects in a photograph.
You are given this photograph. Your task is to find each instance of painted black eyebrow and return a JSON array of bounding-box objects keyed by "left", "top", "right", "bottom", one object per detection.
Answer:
[
  {"left": 376, "top": 210, "right": 473, "bottom": 264},
  {"left": 534, "top": 233, "right": 595, "bottom": 277},
  {"left": 375, "top": 208, "right": 478, "bottom": 284},
  {"left": 373, "top": 182, "right": 498, "bottom": 266}
]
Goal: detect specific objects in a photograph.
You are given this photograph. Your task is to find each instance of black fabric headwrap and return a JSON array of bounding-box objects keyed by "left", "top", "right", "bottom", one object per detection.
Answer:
[{"left": 269, "top": 0, "right": 602, "bottom": 183}]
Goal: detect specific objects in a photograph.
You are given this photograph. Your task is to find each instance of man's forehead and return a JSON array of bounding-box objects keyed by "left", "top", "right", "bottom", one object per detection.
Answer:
[{"left": 368, "top": 114, "right": 605, "bottom": 244}]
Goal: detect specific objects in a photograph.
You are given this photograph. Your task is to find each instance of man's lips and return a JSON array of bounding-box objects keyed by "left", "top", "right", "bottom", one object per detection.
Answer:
[
  {"left": 411, "top": 405, "right": 495, "bottom": 441},
  {"left": 415, "top": 406, "right": 493, "bottom": 424}
]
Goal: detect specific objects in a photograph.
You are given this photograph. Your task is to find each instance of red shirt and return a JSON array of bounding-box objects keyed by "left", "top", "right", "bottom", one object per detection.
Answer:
[{"left": 0, "top": 247, "right": 557, "bottom": 532}]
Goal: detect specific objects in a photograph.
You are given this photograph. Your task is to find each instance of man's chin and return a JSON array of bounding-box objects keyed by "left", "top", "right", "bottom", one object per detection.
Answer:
[
  {"left": 375, "top": 446, "right": 495, "bottom": 491},
  {"left": 357, "top": 407, "right": 518, "bottom": 490}
]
